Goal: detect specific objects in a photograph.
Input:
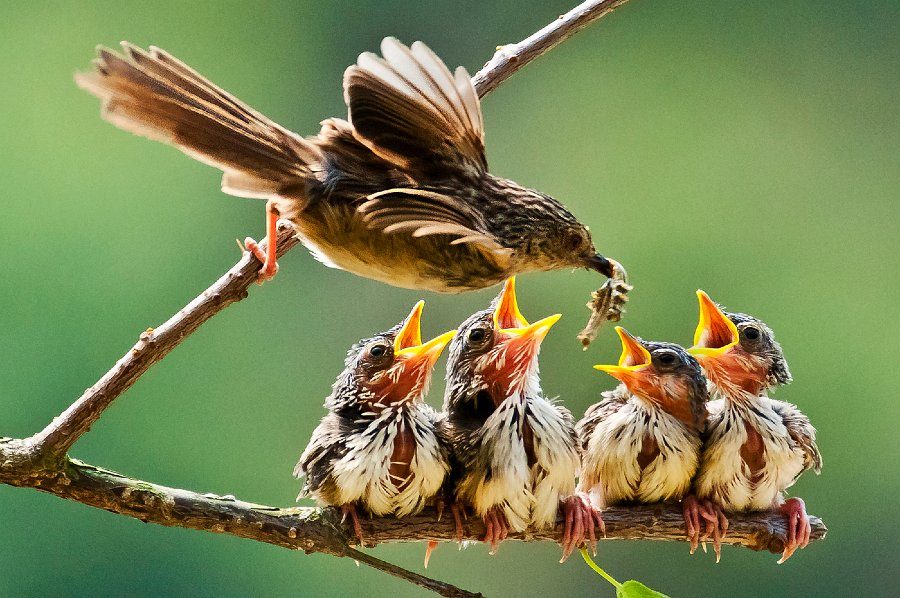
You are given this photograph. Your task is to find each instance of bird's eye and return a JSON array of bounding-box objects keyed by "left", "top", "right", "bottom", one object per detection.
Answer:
[
  {"left": 368, "top": 343, "right": 390, "bottom": 359},
  {"left": 656, "top": 351, "right": 678, "bottom": 367},
  {"left": 468, "top": 327, "right": 488, "bottom": 344},
  {"left": 566, "top": 231, "right": 584, "bottom": 251},
  {"left": 743, "top": 326, "right": 761, "bottom": 342}
]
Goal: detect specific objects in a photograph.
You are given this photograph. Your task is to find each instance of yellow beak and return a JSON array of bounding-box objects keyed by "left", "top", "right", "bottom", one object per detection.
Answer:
[
  {"left": 394, "top": 300, "right": 455, "bottom": 361},
  {"left": 493, "top": 277, "right": 529, "bottom": 330},
  {"left": 594, "top": 326, "right": 652, "bottom": 383},
  {"left": 501, "top": 313, "right": 562, "bottom": 343},
  {"left": 688, "top": 290, "right": 739, "bottom": 358}
]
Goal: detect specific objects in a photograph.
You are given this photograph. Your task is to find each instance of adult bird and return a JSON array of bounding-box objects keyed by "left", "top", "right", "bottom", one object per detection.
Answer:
[
  {"left": 688, "top": 290, "right": 822, "bottom": 563},
  {"left": 441, "top": 278, "right": 598, "bottom": 559},
  {"left": 76, "top": 38, "right": 623, "bottom": 293},
  {"left": 577, "top": 328, "right": 708, "bottom": 550},
  {"left": 293, "top": 301, "right": 455, "bottom": 545}
]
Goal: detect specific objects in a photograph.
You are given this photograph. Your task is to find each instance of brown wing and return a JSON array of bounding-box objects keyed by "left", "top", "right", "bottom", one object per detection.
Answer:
[
  {"left": 772, "top": 400, "right": 823, "bottom": 475},
  {"left": 343, "top": 38, "right": 486, "bottom": 179},
  {"left": 575, "top": 385, "right": 631, "bottom": 452},
  {"left": 357, "top": 188, "right": 511, "bottom": 269}
]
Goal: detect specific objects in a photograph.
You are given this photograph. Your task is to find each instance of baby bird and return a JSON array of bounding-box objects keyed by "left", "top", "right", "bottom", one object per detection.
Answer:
[
  {"left": 294, "top": 301, "right": 455, "bottom": 544},
  {"left": 688, "top": 290, "right": 822, "bottom": 563},
  {"left": 441, "top": 278, "right": 597, "bottom": 559},
  {"left": 577, "top": 328, "right": 708, "bottom": 540}
]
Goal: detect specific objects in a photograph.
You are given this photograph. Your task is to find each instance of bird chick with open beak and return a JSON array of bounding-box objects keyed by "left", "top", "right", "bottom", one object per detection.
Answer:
[
  {"left": 441, "top": 278, "right": 597, "bottom": 559},
  {"left": 688, "top": 291, "right": 822, "bottom": 563},
  {"left": 578, "top": 328, "right": 708, "bottom": 546},
  {"left": 294, "top": 301, "right": 455, "bottom": 545}
]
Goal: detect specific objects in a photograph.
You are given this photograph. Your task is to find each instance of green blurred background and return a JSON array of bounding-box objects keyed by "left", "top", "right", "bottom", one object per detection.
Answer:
[{"left": 1, "top": 0, "right": 897, "bottom": 595}]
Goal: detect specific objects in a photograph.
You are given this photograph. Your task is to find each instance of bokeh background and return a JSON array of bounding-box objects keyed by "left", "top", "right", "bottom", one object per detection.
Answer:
[{"left": 1, "top": 0, "right": 897, "bottom": 596}]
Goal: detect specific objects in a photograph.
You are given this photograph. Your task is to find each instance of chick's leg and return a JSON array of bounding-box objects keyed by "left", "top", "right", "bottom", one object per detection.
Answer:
[
  {"left": 560, "top": 492, "right": 604, "bottom": 562},
  {"left": 243, "top": 200, "right": 279, "bottom": 283},
  {"left": 778, "top": 497, "right": 811, "bottom": 564},
  {"left": 340, "top": 503, "right": 365, "bottom": 546},
  {"left": 683, "top": 494, "right": 729, "bottom": 561},
  {"left": 483, "top": 506, "right": 509, "bottom": 555}
]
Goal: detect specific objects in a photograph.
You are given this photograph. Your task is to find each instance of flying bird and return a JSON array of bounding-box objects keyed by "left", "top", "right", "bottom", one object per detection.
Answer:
[
  {"left": 293, "top": 301, "right": 454, "bottom": 545},
  {"left": 688, "top": 290, "right": 822, "bottom": 563},
  {"left": 441, "top": 278, "right": 598, "bottom": 559},
  {"left": 75, "top": 38, "right": 625, "bottom": 301},
  {"left": 577, "top": 327, "right": 708, "bottom": 551}
]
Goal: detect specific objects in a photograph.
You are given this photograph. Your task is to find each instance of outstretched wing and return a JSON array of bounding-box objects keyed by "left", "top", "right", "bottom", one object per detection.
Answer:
[
  {"left": 343, "top": 37, "right": 486, "bottom": 180},
  {"left": 772, "top": 400, "right": 823, "bottom": 476}
]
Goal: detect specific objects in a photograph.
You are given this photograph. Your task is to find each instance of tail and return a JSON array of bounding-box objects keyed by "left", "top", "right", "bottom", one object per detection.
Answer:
[{"left": 76, "top": 42, "right": 322, "bottom": 217}]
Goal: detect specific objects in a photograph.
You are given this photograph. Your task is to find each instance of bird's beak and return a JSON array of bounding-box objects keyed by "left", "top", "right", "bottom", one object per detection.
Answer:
[
  {"left": 487, "top": 313, "right": 561, "bottom": 393},
  {"left": 594, "top": 326, "right": 652, "bottom": 387},
  {"left": 493, "top": 277, "right": 529, "bottom": 329},
  {"left": 394, "top": 300, "right": 455, "bottom": 366},
  {"left": 586, "top": 253, "right": 614, "bottom": 278},
  {"left": 688, "top": 290, "right": 739, "bottom": 359}
]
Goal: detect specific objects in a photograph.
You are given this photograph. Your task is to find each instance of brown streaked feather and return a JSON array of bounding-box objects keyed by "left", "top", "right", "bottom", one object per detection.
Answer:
[
  {"left": 358, "top": 188, "right": 512, "bottom": 268},
  {"left": 75, "top": 42, "right": 321, "bottom": 214},
  {"left": 773, "top": 400, "right": 823, "bottom": 475},
  {"left": 343, "top": 37, "right": 486, "bottom": 178}
]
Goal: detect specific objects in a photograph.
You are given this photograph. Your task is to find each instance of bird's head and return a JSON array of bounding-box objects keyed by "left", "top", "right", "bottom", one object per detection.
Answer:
[
  {"left": 330, "top": 301, "right": 454, "bottom": 408},
  {"left": 595, "top": 327, "right": 708, "bottom": 429},
  {"left": 503, "top": 187, "right": 616, "bottom": 279},
  {"left": 445, "top": 277, "right": 559, "bottom": 405},
  {"left": 688, "top": 290, "right": 791, "bottom": 398}
]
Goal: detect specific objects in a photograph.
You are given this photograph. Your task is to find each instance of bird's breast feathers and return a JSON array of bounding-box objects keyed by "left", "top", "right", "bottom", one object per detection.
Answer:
[
  {"left": 460, "top": 394, "right": 578, "bottom": 531},
  {"left": 696, "top": 397, "right": 806, "bottom": 511},
  {"left": 581, "top": 400, "right": 700, "bottom": 505},
  {"left": 330, "top": 404, "right": 447, "bottom": 517}
]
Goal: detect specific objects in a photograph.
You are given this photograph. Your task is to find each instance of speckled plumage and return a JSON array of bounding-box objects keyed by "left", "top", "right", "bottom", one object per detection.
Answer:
[
  {"left": 692, "top": 309, "right": 821, "bottom": 512},
  {"left": 578, "top": 338, "right": 708, "bottom": 506},
  {"left": 294, "top": 311, "right": 450, "bottom": 518},
  {"left": 76, "top": 38, "right": 618, "bottom": 293},
  {"left": 441, "top": 296, "right": 579, "bottom": 532}
]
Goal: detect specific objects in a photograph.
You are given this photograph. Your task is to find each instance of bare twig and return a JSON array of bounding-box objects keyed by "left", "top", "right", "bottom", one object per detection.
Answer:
[{"left": 472, "top": 0, "right": 633, "bottom": 96}]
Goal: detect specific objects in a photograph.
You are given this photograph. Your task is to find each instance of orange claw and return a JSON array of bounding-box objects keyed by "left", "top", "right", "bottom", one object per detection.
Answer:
[{"left": 243, "top": 201, "right": 280, "bottom": 284}]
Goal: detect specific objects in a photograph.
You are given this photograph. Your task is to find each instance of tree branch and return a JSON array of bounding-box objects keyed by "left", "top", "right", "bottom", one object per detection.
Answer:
[
  {"left": 473, "top": 0, "right": 633, "bottom": 96},
  {"left": 1, "top": 1, "right": 828, "bottom": 596},
  {"left": 0, "top": 451, "right": 826, "bottom": 557}
]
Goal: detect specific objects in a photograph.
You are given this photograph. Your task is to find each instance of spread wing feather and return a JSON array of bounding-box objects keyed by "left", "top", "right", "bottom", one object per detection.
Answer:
[{"left": 343, "top": 38, "right": 486, "bottom": 179}]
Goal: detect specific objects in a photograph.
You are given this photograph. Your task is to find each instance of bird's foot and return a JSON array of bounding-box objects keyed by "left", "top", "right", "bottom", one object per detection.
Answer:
[
  {"left": 683, "top": 495, "right": 729, "bottom": 562},
  {"left": 482, "top": 506, "right": 508, "bottom": 555},
  {"left": 451, "top": 502, "right": 467, "bottom": 547},
  {"left": 560, "top": 492, "right": 604, "bottom": 563},
  {"left": 340, "top": 503, "right": 365, "bottom": 546},
  {"left": 777, "top": 497, "right": 811, "bottom": 563},
  {"left": 242, "top": 201, "right": 280, "bottom": 284}
]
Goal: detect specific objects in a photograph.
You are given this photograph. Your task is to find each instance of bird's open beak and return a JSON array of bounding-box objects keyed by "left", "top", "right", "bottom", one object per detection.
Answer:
[
  {"left": 393, "top": 301, "right": 455, "bottom": 381},
  {"left": 493, "top": 277, "right": 528, "bottom": 329},
  {"left": 594, "top": 326, "right": 652, "bottom": 387},
  {"left": 688, "top": 290, "right": 739, "bottom": 359},
  {"left": 488, "top": 311, "right": 561, "bottom": 394}
]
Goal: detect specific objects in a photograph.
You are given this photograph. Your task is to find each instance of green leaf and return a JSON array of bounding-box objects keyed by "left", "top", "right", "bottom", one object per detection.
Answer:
[{"left": 617, "top": 580, "right": 671, "bottom": 598}]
